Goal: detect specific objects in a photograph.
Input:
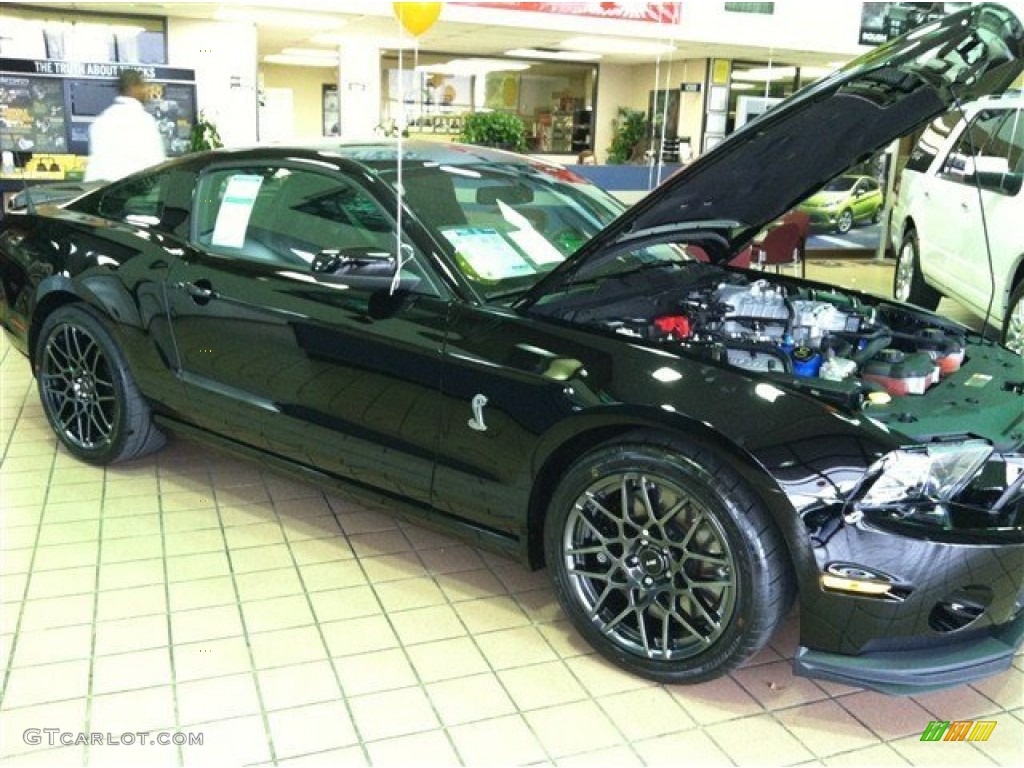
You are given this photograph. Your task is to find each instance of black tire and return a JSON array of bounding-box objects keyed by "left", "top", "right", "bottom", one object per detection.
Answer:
[
  {"left": 36, "top": 304, "right": 165, "bottom": 465},
  {"left": 544, "top": 434, "right": 794, "bottom": 684},
  {"left": 1003, "top": 281, "right": 1024, "bottom": 356},
  {"left": 892, "top": 229, "right": 941, "bottom": 310},
  {"left": 836, "top": 208, "right": 854, "bottom": 234}
]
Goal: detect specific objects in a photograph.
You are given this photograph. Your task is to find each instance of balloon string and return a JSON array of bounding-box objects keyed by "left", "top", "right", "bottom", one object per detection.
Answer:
[{"left": 392, "top": 24, "right": 405, "bottom": 295}]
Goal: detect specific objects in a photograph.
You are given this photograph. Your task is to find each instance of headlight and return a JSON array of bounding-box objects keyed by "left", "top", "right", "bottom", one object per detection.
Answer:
[{"left": 851, "top": 440, "right": 993, "bottom": 528}]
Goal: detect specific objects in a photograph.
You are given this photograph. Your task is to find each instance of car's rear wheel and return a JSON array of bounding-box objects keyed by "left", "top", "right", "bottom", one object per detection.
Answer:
[
  {"left": 893, "top": 230, "right": 941, "bottom": 310},
  {"left": 1003, "top": 281, "right": 1024, "bottom": 356},
  {"left": 37, "top": 304, "right": 165, "bottom": 465},
  {"left": 836, "top": 208, "right": 854, "bottom": 234},
  {"left": 544, "top": 435, "right": 793, "bottom": 684}
]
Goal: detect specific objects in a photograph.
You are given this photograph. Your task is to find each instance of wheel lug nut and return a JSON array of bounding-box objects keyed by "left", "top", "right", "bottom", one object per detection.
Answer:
[{"left": 642, "top": 576, "right": 653, "bottom": 587}]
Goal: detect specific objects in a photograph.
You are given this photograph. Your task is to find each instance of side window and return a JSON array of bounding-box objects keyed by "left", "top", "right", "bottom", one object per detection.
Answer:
[
  {"left": 192, "top": 165, "right": 439, "bottom": 292},
  {"left": 904, "top": 111, "right": 961, "bottom": 173},
  {"left": 95, "top": 171, "right": 168, "bottom": 226},
  {"left": 940, "top": 108, "right": 1019, "bottom": 191}
]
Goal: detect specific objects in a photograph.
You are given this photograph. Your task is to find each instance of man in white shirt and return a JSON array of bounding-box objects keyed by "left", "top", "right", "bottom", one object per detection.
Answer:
[{"left": 84, "top": 69, "right": 167, "bottom": 183}]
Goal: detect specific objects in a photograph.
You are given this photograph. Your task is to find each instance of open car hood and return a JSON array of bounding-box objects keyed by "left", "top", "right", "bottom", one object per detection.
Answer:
[{"left": 526, "top": 2, "right": 1023, "bottom": 295}]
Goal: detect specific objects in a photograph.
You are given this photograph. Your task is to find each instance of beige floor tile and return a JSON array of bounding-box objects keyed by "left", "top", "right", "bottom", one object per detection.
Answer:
[
  {"left": 103, "top": 477, "right": 160, "bottom": 499},
  {"left": 94, "top": 614, "right": 169, "bottom": 657},
  {"left": 241, "top": 594, "right": 314, "bottom": 634},
  {"left": 297, "top": 559, "right": 366, "bottom": 592},
  {"left": 596, "top": 687, "right": 695, "bottom": 741},
  {"left": 0, "top": 699, "right": 87, "bottom": 758},
  {"left": 165, "top": 551, "right": 231, "bottom": 583},
  {"left": 435, "top": 568, "right": 508, "bottom": 604},
  {"left": 670, "top": 674, "right": 764, "bottom": 724},
  {"left": 95, "top": 583, "right": 166, "bottom": 622},
  {"left": 1, "top": 469, "right": 51, "bottom": 491},
  {"left": 970, "top": 666, "right": 1024, "bottom": 710},
  {"left": 288, "top": 536, "right": 356, "bottom": 565},
  {"left": 969, "top": 711, "right": 1023, "bottom": 766},
  {"left": 173, "top": 635, "right": 253, "bottom": 683},
  {"left": 89, "top": 685, "right": 177, "bottom": 733},
  {"left": 92, "top": 647, "right": 173, "bottom": 694},
  {"left": 348, "top": 530, "right": 414, "bottom": 559},
  {"left": 161, "top": 509, "right": 221, "bottom": 534},
  {"left": 45, "top": 482, "right": 103, "bottom": 505},
  {"left": 159, "top": 490, "right": 216, "bottom": 513},
  {"left": 18, "top": 593, "right": 94, "bottom": 632},
  {"left": 333, "top": 648, "right": 418, "bottom": 697},
  {"left": 31, "top": 541, "right": 98, "bottom": 572},
  {"left": 36, "top": 520, "right": 101, "bottom": 547},
  {"left": 40, "top": 501, "right": 99, "bottom": 525},
  {"left": 102, "top": 495, "right": 161, "bottom": 517},
  {"left": 524, "top": 700, "right": 624, "bottom": 758},
  {"left": 731, "top": 659, "right": 829, "bottom": 710},
  {"left": 822, "top": 744, "right": 911, "bottom": 767},
  {"left": 405, "top": 636, "right": 491, "bottom": 683},
  {"left": 563, "top": 653, "right": 654, "bottom": 698},
  {"left": 84, "top": 741, "right": 181, "bottom": 768},
  {"left": 97, "top": 558, "right": 164, "bottom": 591},
  {"left": 888, "top": 733, "right": 991, "bottom": 767},
  {"left": 390, "top": 605, "right": 466, "bottom": 646},
  {"left": 427, "top": 672, "right": 517, "bottom": 726},
  {"left": 168, "top": 576, "right": 237, "bottom": 612},
  {"left": 415, "top": 544, "right": 487, "bottom": 576},
  {"left": 911, "top": 685, "right": 1003, "bottom": 720},
  {"left": 1, "top": 525, "right": 39, "bottom": 551},
  {"left": 250, "top": 625, "right": 329, "bottom": 669},
  {"left": 373, "top": 576, "right": 445, "bottom": 612},
  {"left": 282, "top": 515, "right": 345, "bottom": 542},
  {"left": 322, "top": 615, "right": 399, "bottom": 657},
  {"left": 169, "top": 604, "right": 244, "bottom": 646},
  {"left": 448, "top": 713, "right": 549, "bottom": 765},
  {"left": 360, "top": 552, "right": 427, "bottom": 583},
  {"left": 513, "top": 588, "right": 562, "bottom": 623},
  {"left": 557, "top": 745, "right": 643, "bottom": 766},
  {"left": 163, "top": 528, "right": 225, "bottom": 558},
  {"left": 453, "top": 595, "right": 531, "bottom": 635},
  {"left": 775, "top": 699, "right": 881, "bottom": 758},
  {"left": 1, "top": 658, "right": 90, "bottom": 707},
  {"left": 473, "top": 625, "right": 559, "bottom": 671},
  {"left": 365, "top": 730, "right": 460, "bottom": 767},
  {"left": 180, "top": 714, "right": 272, "bottom": 767},
  {"left": 100, "top": 534, "right": 163, "bottom": 564},
  {"left": 229, "top": 543, "right": 294, "bottom": 574},
  {"left": 705, "top": 714, "right": 815, "bottom": 766},
  {"left": 500, "top": 660, "right": 588, "bottom": 711},
  {"left": 535, "top": 620, "right": 595, "bottom": 660},
  {"left": 838, "top": 690, "right": 936, "bottom": 740},
  {"left": 215, "top": 483, "right": 270, "bottom": 506},
  {"left": 177, "top": 672, "right": 262, "bottom": 725},
  {"left": 257, "top": 660, "right": 343, "bottom": 711},
  {"left": 9, "top": 624, "right": 93, "bottom": 667},
  {"left": 268, "top": 700, "right": 359, "bottom": 760},
  {"left": 1, "top": 572, "right": 27, "bottom": 602},
  {"left": 308, "top": 585, "right": 380, "bottom": 623},
  {"left": 349, "top": 687, "right": 439, "bottom": 742},
  {"left": 0, "top": 549, "right": 34, "bottom": 575},
  {"left": 337, "top": 510, "right": 400, "bottom": 536},
  {"left": 634, "top": 730, "right": 733, "bottom": 766},
  {"left": 276, "top": 496, "right": 336, "bottom": 519},
  {"left": 223, "top": 521, "right": 286, "bottom": 550}
]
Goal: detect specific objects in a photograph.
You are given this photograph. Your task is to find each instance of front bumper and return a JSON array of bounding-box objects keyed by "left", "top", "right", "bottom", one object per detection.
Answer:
[{"left": 794, "top": 609, "right": 1024, "bottom": 695}]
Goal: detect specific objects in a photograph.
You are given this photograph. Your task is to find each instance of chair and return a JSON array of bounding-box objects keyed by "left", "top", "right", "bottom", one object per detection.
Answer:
[
  {"left": 781, "top": 210, "right": 810, "bottom": 276},
  {"left": 750, "top": 221, "right": 805, "bottom": 277}
]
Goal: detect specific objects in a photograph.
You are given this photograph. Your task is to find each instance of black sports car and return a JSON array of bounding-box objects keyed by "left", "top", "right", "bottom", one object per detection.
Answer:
[{"left": 2, "top": 5, "right": 1023, "bottom": 695}]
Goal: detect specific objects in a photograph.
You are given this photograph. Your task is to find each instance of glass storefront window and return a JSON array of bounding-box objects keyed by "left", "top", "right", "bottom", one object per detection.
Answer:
[
  {"left": 0, "top": 5, "right": 167, "bottom": 64},
  {"left": 381, "top": 52, "right": 596, "bottom": 154}
]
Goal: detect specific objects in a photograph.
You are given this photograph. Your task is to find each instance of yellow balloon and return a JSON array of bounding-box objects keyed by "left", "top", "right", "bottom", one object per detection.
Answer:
[{"left": 393, "top": 2, "right": 443, "bottom": 37}]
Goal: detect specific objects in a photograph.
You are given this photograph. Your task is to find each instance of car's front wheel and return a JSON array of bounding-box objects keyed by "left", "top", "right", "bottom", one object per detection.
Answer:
[
  {"left": 36, "top": 304, "right": 165, "bottom": 465},
  {"left": 544, "top": 435, "right": 793, "bottom": 684},
  {"left": 893, "top": 230, "right": 941, "bottom": 310},
  {"left": 836, "top": 208, "right": 854, "bottom": 234},
  {"left": 1003, "top": 281, "right": 1024, "bottom": 356}
]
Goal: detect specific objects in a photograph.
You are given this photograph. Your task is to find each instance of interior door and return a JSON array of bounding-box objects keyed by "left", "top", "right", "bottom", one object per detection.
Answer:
[{"left": 165, "top": 161, "right": 449, "bottom": 504}]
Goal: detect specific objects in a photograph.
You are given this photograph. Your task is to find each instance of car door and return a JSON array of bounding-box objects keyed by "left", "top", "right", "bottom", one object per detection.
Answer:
[
  {"left": 931, "top": 108, "right": 1021, "bottom": 316},
  {"left": 165, "top": 160, "right": 449, "bottom": 504}
]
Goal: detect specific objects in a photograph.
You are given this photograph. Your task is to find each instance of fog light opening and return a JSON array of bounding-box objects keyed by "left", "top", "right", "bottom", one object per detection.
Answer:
[
  {"left": 821, "top": 562, "right": 898, "bottom": 598},
  {"left": 928, "top": 585, "right": 993, "bottom": 632}
]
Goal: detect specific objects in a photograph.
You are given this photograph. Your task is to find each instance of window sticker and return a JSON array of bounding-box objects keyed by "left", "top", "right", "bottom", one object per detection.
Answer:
[
  {"left": 497, "top": 200, "right": 566, "bottom": 265},
  {"left": 441, "top": 227, "right": 536, "bottom": 281},
  {"left": 211, "top": 174, "right": 263, "bottom": 248}
]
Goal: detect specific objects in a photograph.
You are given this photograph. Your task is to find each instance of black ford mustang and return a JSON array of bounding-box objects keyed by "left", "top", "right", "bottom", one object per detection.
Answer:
[{"left": 2, "top": 5, "right": 1023, "bottom": 695}]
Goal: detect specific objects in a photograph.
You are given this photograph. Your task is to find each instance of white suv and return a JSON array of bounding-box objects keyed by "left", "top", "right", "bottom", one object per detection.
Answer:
[{"left": 891, "top": 93, "right": 1024, "bottom": 353}]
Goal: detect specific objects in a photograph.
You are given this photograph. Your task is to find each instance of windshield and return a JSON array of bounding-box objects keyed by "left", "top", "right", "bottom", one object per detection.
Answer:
[
  {"left": 823, "top": 177, "right": 858, "bottom": 192},
  {"left": 393, "top": 162, "right": 624, "bottom": 300}
]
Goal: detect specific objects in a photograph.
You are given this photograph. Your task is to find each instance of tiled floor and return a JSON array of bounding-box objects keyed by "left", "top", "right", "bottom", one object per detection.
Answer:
[{"left": 1, "top": 259, "right": 1021, "bottom": 767}]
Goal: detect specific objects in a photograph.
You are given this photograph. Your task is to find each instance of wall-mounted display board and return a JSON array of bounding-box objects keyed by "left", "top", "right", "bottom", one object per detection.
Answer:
[{"left": 0, "top": 58, "right": 196, "bottom": 160}]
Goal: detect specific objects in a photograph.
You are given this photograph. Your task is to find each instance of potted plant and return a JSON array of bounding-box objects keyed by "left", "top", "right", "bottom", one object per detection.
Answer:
[
  {"left": 606, "top": 107, "right": 648, "bottom": 164},
  {"left": 189, "top": 111, "right": 223, "bottom": 153},
  {"left": 458, "top": 111, "right": 527, "bottom": 152}
]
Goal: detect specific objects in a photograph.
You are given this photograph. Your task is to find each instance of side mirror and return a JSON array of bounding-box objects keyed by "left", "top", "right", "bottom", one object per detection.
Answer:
[{"left": 312, "top": 248, "right": 396, "bottom": 276}]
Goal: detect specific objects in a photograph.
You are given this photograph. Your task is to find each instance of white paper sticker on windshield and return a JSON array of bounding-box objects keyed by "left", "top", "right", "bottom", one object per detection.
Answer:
[
  {"left": 211, "top": 174, "right": 263, "bottom": 249},
  {"left": 442, "top": 227, "right": 536, "bottom": 281}
]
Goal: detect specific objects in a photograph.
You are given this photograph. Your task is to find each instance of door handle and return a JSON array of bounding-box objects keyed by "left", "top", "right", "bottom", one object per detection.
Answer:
[{"left": 175, "top": 279, "right": 218, "bottom": 303}]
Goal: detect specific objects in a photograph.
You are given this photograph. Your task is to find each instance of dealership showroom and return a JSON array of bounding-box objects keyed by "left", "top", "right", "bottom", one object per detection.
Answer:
[{"left": 1, "top": 1, "right": 1024, "bottom": 766}]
